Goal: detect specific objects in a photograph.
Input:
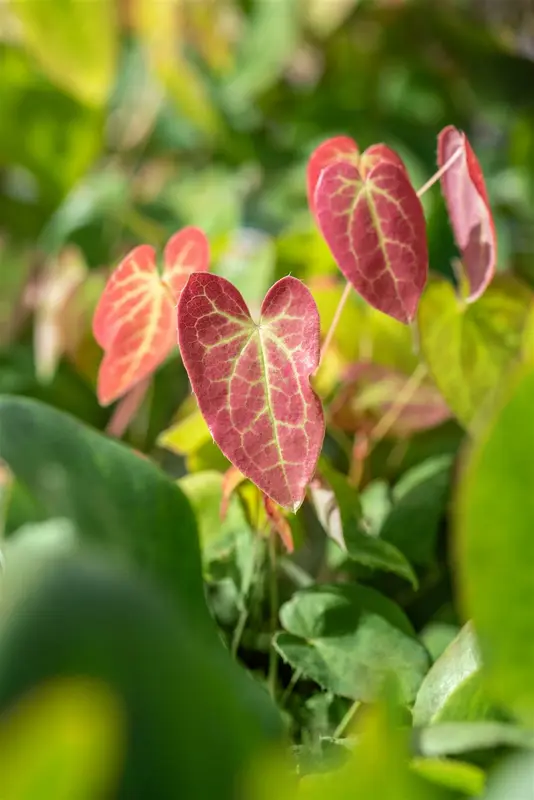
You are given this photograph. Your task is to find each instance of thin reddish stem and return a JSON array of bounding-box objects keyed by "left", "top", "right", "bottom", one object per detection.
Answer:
[
  {"left": 106, "top": 377, "right": 150, "bottom": 438},
  {"left": 317, "top": 148, "right": 463, "bottom": 366}
]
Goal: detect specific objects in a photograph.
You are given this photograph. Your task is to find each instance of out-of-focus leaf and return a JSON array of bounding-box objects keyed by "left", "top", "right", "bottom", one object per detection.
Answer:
[
  {"left": 28, "top": 247, "right": 87, "bottom": 383},
  {"left": 0, "top": 48, "right": 102, "bottom": 202},
  {"left": 417, "top": 722, "right": 534, "bottom": 758},
  {"left": 418, "top": 274, "right": 533, "bottom": 427},
  {"left": 0, "top": 395, "right": 213, "bottom": 634},
  {"left": 222, "top": 0, "right": 302, "bottom": 112},
  {"left": 93, "top": 227, "right": 209, "bottom": 405},
  {"left": 309, "top": 461, "right": 417, "bottom": 586},
  {"left": 178, "top": 274, "right": 324, "bottom": 511},
  {"left": 420, "top": 623, "right": 460, "bottom": 664},
  {"left": 304, "top": 0, "right": 361, "bottom": 37},
  {"left": 438, "top": 125, "right": 496, "bottom": 302},
  {"left": 331, "top": 362, "right": 451, "bottom": 438},
  {"left": 456, "top": 363, "right": 534, "bottom": 725},
  {"left": 158, "top": 405, "right": 212, "bottom": 457},
  {"left": 410, "top": 757, "right": 485, "bottom": 797},
  {"left": 484, "top": 751, "right": 534, "bottom": 800},
  {"left": 11, "top": 0, "right": 117, "bottom": 107},
  {"left": 215, "top": 228, "right": 276, "bottom": 314},
  {"left": 380, "top": 455, "right": 453, "bottom": 566},
  {"left": 0, "top": 244, "right": 33, "bottom": 347},
  {"left": 133, "top": 0, "right": 221, "bottom": 138},
  {"left": 413, "top": 623, "right": 500, "bottom": 726},
  {"left": 275, "top": 584, "right": 429, "bottom": 703},
  {"left": 0, "top": 678, "right": 122, "bottom": 800},
  {"left": 178, "top": 470, "right": 251, "bottom": 564},
  {"left": 0, "top": 554, "right": 283, "bottom": 799}
]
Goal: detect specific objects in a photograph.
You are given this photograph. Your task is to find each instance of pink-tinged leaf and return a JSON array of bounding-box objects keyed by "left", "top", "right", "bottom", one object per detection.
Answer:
[
  {"left": 97, "top": 287, "right": 175, "bottom": 406},
  {"left": 263, "top": 495, "right": 294, "bottom": 553},
  {"left": 306, "top": 135, "right": 359, "bottom": 216},
  {"left": 331, "top": 362, "right": 451, "bottom": 438},
  {"left": 438, "top": 125, "right": 496, "bottom": 302},
  {"left": 220, "top": 466, "right": 246, "bottom": 521},
  {"left": 93, "top": 245, "right": 158, "bottom": 350},
  {"left": 178, "top": 274, "right": 325, "bottom": 512},
  {"left": 313, "top": 146, "right": 428, "bottom": 323},
  {"left": 92, "top": 228, "right": 210, "bottom": 406},
  {"left": 162, "top": 226, "right": 210, "bottom": 302}
]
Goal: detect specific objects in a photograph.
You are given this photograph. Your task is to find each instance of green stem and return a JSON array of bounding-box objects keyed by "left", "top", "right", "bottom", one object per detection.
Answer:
[
  {"left": 334, "top": 699, "right": 361, "bottom": 739},
  {"left": 268, "top": 531, "right": 279, "bottom": 700}
]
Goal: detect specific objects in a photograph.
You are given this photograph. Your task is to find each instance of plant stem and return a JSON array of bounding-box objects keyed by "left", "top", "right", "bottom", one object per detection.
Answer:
[
  {"left": 267, "top": 530, "right": 279, "bottom": 700},
  {"left": 318, "top": 147, "right": 463, "bottom": 366},
  {"left": 280, "top": 667, "right": 303, "bottom": 707},
  {"left": 368, "top": 362, "right": 427, "bottom": 445},
  {"left": 415, "top": 147, "right": 462, "bottom": 198},
  {"left": 319, "top": 281, "right": 352, "bottom": 365},
  {"left": 333, "top": 699, "right": 361, "bottom": 739},
  {"left": 106, "top": 377, "right": 151, "bottom": 438}
]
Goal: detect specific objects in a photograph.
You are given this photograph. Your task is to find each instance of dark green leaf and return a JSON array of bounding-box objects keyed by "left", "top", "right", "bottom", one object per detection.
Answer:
[{"left": 275, "top": 584, "right": 429, "bottom": 702}]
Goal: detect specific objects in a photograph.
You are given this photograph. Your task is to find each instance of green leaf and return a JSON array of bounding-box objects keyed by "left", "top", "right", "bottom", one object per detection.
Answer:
[
  {"left": 380, "top": 455, "right": 453, "bottom": 566},
  {"left": 12, "top": 0, "right": 117, "bottom": 107},
  {"left": 309, "top": 461, "right": 418, "bottom": 587},
  {"left": 413, "top": 623, "right": 501, "bottom": 726},
  {"left": 417, "top": 721, "right": 534, "bottom": 758},
  {"left": 418, "top": 275, "right": 532, "bottom": 428},
  {"left": 410, "top": 757, "right": 485, "bottom": 797},
  {"left": 275, "top": 584, "right": 429, "bottom": 703},
  {"left": 0, "top": 395, "right": 212, "bottom": 634},
  {"left": 0, "top": 553, "right": 283, "bottom": 799},
  {"left": 177, "top": 470, "right": 252, "bottom": 564},
  {"left": 484, "top": 752, "right": 534, "bottom": 800},
  {"left": 0, "top": 677, "right": 122, "bottom": 800},
  {"left": 455, "top": 363, "right": 534, "bottom": 725}
]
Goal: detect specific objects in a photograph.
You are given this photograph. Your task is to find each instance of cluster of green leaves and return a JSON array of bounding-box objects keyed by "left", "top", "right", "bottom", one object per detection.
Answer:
[{"left": 4, "top": 1, "right": 534, "bottom": 798}]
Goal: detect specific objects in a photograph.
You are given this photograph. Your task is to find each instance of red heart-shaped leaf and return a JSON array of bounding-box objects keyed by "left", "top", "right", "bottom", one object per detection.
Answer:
[
  {"left": 313, "top": 144, "right": 428, "bottom": 324},
  {"left": 306, "top": 135, "right": 359, "bottom": 216},
  {"left": 93, "top": 227, "right": 209, "bottom": 406},
  {"left": 438, "top": 125, "right": 496, "bottom": 302},
  {"left": 178, "top": 274, "right": 325, "bottom": 511}
]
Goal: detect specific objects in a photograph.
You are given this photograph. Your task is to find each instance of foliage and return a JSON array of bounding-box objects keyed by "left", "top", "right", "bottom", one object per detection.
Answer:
[{"left": 3, "top": 0, "right": 534, "bottom": 797}]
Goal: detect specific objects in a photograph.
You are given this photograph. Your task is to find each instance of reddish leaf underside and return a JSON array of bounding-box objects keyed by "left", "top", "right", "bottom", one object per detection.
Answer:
[
  {"left": 438, "top": 125, "right": 496, "bottom": 302},
  {"left": 313, "top": 146, "right": 428, "bottom": 324},
  {"left": 92, "top": 228, "right": 209, "bottom": 406},
  {"left": 306, "top": 136, "right": 359, "bottom": 217},
  {"left": 178, "top": 273, "right": 325, "bottom": 511}
]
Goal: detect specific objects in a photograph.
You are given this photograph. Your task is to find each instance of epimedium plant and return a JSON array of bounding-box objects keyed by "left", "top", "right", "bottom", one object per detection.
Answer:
[
  {"left": 93, "top": 124, "right": 499, "bottom": 519},
  {"left": 1, "top": 131, "right": 534, "bottom": 799}
]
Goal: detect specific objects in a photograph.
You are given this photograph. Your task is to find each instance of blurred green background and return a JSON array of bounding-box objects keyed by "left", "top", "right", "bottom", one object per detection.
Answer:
[{"left": 3, "top": 0, "right": 534, "bottom": 437}]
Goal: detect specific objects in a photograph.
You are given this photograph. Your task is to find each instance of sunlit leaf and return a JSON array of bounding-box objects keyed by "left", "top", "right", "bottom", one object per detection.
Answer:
[
  {"left": 410, "top": 757, "right": 485, "bottom": 797},
  {"left": 178, "top": 274, "right": 325, "bottom": 511},
  {"left": 220, "top": 466, "right": 247, "bottom": 521},
  {"left": 306, "top": 136, "right": 359, "bottom": 217},
  {"left": 29, "top": 247, "right": 87, "bottom": 383},
  {"left": 313, "top": 143, "right": 428, "bottom": 323},
  {"left": 455, "top": 363, "right": 534, "bottom": 725},
  {"left": 413, "top": 623, "right": 499, "bottom": 726},
  {"left": 418, "top": 274, "right": 533, "bottom": 427},
  {"left": 0, "top": 678, "right": 122, "bottom": 800},
  {"left": 12, "top": 0, "right": 117, "bottom": 107},
  {"left": 93, "top": 227, "right": 209, "bottom": 405},
  {"left": 438, "top": 125, "right": 496, "bottom": 302}
]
